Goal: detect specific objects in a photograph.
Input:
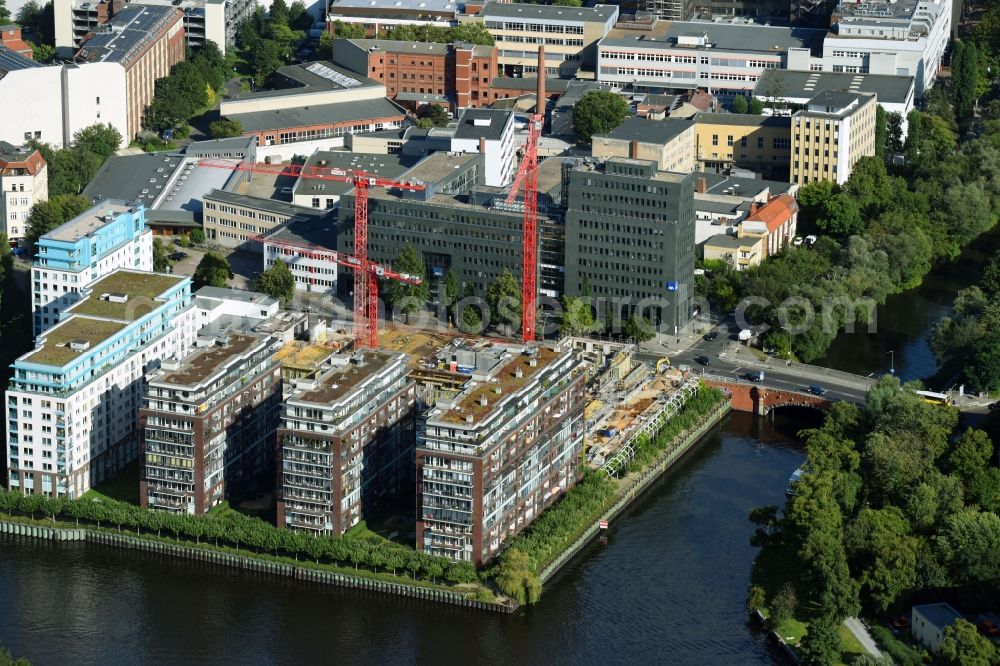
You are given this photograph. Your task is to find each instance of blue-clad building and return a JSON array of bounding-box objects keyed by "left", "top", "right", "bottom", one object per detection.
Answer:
[{"left": 32, "top": 199, "right": 153, "bottom": 335}]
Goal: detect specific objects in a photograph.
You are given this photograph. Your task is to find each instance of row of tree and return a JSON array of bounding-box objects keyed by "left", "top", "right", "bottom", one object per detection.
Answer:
[
  {"left": 235, "top": 0, "right": 312, "bottom": 85},
  {"left": 0, "top": 489, "right": 479, "bottom": 585},
  {"left": 751, "top": 378, "right": 1000, "bottom": 664},
  {"left": 702, "top": 93, "right": 1000, "bottom": 362},
  {"left": 144, "top": 42, "right": 232, "bottom": 133}
]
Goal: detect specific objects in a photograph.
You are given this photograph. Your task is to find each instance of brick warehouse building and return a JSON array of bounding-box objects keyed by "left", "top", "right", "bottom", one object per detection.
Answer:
[
  {"left": 332, "top": 38, "right": 498, "bottom": 111},
  {"left": 75, "top": 4, "right": 185, "bottom": 139}
]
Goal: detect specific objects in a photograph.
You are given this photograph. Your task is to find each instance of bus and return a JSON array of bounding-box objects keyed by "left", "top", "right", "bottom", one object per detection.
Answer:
[{"left": 914, "top": 390, "right": 951, "bottom": 406}]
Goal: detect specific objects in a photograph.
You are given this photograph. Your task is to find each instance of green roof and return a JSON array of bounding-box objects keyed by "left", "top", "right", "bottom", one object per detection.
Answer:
[
  {"left": 68, "top": 271, "right": 184, "bottom": 321},
  {"left": 25, "top": 317, "right": 127, "bottom": 367}
]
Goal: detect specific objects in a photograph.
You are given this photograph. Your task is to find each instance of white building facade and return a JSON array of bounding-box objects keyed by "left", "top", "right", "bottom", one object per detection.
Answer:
[
  {"left": 0, "top": 143, "right": 48, "bottom": 245},
  {"left": 450, "top": 108, "right": 515, "bottom": 188},
  {"left": 32, "top": 200, "right": 153, "bottom": 335}
]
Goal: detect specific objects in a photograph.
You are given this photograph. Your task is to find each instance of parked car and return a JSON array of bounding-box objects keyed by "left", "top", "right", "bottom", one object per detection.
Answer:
[
  {"left": 280, "top": 186, "right": 293, "bottom": 195},
  {"left": 744, "top": 371, "right": 764, "bottom": 382},
  {"left": 695, "top": 355, "right": 710, "bottom": 366},
  {"left": 805, "top": 234, "right": 818, "bottom": 245},
  {"left": 161, "top": 128, "right": 174, "bottom": 141},
  {"left": 792, "top": 236, "right": 804, "bottom": 246},
  {"left": 169, "top": 251, "right": 188, "bottom": 261},
  {"left": 807, "top": 384, "right": 827, "bottom": 396},
  {"left": 703, "top": 330, "right": 718, "bottom": 341}
]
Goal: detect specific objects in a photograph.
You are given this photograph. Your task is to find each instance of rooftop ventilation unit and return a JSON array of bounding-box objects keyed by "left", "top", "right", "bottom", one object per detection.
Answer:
[{"left": 69, "top": 339, "right": 91, "bottom": 351}]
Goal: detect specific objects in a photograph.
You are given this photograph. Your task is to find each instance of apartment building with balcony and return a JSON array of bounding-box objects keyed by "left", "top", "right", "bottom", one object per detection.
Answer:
[
  {"left": 278, "top": 350, "right": 416, "bottom": 534},
  {"left": 6, "top": 270, "right": 197, "bottom": 498},
  {"left": 0, "top": 141, "right": 48, "bottom": 246},
  {"left": 790, "top": 90, "right": 876, "bottom": 185},
  {"left": 140, "top": 332, "right": 283, "bottom": 514},
  {"left": 32, "top": 200, "right": 153, "bottom": 335},
  {"left": 416, "top": 342, "right": 586, "bottom": 564}
]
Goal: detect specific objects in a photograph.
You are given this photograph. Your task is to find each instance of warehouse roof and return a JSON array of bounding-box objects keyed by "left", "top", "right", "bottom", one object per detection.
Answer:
[
  {"left": 225, "top": 97, "right": 406, "bottom": 133},
  {"left": 755, "top": 69, "right": 914, "bottom": 105},
  {"left": 294, "top": 151, "right": 420, "bottom": 198},
  {"left": 227, "top": 60, "right": 382, "bottom": 100},
  {"left": 594, "top": 116, "right": 693, "bottom": 145}
]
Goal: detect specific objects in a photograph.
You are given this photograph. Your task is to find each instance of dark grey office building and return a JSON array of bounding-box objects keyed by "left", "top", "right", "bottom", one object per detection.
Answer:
[{"left": 564, "top": 158, "right": 695, "bottom": 333}]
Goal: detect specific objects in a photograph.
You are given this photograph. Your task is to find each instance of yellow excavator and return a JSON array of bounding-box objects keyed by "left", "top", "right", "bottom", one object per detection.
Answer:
[{"left": 656, "top": 356, "right": 671, "bottom": 374}]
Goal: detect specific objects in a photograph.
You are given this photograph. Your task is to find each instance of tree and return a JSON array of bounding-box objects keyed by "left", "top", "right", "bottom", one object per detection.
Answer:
[
  {"left": 904, "top": 110, "right": 922, "bottom": 165},
  {"left": 0, "top": 0, "right": 9, "bottom": 23},
  {"left": 798, "top": 615, "right": 842, "bottom": 666},
  {"left": 886, "top": 111, "right": 904, "bottom": 156},
  {"left": 558, "top": 295, "right": 596, "bottom": 336},
  {"left": 621, "top": 314, "right": 655, "bottom": 342},
  {"left": 189, "top": 228, "right": 206, "bottom": 245},
  {"left": 459, "top": 301, "right": 483, "bottom": 334},
  {"left": 982, "top": 257, "right": 1000, "bottom": 298},
  {"left": 417, "top": 104, "right": 450, "bottom": 128},
  {"left": 383, "top": 244, "right": 428, "bottom": 322},
  {"left": 152, "top": 237, "right": 170, "bottom": 272},
  {"left": 732, "top": 95, "right": 749, "bottom": 114},
  {"left": 73, "top": 123, "right": 122, "bottom": 162},
  {"left": 24, "top": 194, "right": 91, "bottom": 254},
  {"left": 253, "top": 260, "right": 295, "bottom": 304},
  {"left": 796, "top": 180, "right": 835, "bottom": 231},
  {"left": 939, "top": 619, "right": 999, "bottom": 666},
  {"left": 495, "top": 548, "right": 541, "bottom": 605},
  {"left": 952, "top": 40, "right": 979, "bottom": 130},
  {"left": 209, "top": 118, "right": 244, "bottom": 139},
  {"left": 747, "top": 585, "right": 766, "bottom": 613},
  {"left": 449, "top": 22, "right": 495, "bottom": 45},
  {"left": 193, "top": 252, "right": 233, "bottom": 288},
  {"left": 486, "top": 269, "right": 521, "bottom": 336},
  {"left": 572, "top": 90, "right": 630, "bottom": 143},
  {"left": 269, "top": 0, "right": 289, "bottom": 25},
  {"left": 844, "top": 506, "right": 917, "bottom": 612},
  {"left": 288, "top": 0, "right": 313, "bottom": 31},
  {"left": 442, "top": 269, "right": 459, "bottom": 322},
  {"left": 874, "top": 104, "right": 887, "bottom": 160},
  {"left": 816, "top": 194, "right": 864, "bottom": 237},
  {"left": 249, "top": 38, "right": 283, "bottom": 84},
  {"left": 327, "top": 20, "right": 364, "bottom": 40},
  {"left": 15, "top": 0, "right": 39, "bottom": 27},
  {"left": 769, "top": 583, "right": 798, "bottom": 628},
  {"left": 749, "top": 97, "right": 765, "bottom": 115}
]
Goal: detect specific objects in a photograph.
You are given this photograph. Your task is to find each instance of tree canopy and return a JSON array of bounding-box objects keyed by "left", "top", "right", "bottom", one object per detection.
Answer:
[
  {"left": 384, "top": 244, "right": 429, "bottom": 322},
  {"left": 253, "top": 260, "right": 295, "bottom": 304},
  {"left": 193, "top": 252, "right": 233, "bottom": 288},
  {"left": 209, "top": 118, "right": 244, "bottom": 139},
  {"left": 486, "top": 269, "right": 521, "bottom": 335},
  {"left": 572, "top": 91, "right": 630, "bottom": 143},
  {"left": 24, "top": 194, "right": 91, "bottom": 255}
]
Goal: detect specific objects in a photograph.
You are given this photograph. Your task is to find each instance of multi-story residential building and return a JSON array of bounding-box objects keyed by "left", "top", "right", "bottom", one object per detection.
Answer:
[
  {"left": 703, "top": 231, "right": 764, "bottom": 269},
  {"left": 278, "top": 350, "right": 416, "bottom": 534},
  {"left": 564, "top": 157, "right": 695, "bottom": 332},
  {"left": 470, "top": 2, "right": 619, "bottom": 78},
  {"left": 74, "top": 5, "right": 186, "bottom": 140},
  {"left": 597, "top": 20, "right": 825, "bottom": 100},
  {"left": 813, "top": 0, "right": 951, "bottom": 97},
  {"left": 0, "top": 141, "right": 47, "bottom": 246},
  {"left": 217, "top": 61, "right": 407, "bottom": 162},
  {"left": 54, "top": 0, "right": 253, "bottom": 57},
  {"left": 790, "top": 90, "right": 876, "bottom": 185},
  {"left": 326, "top": 0, "right": 458, "bottom": 36},
  {"left": 32, "top": 200, "right": 153, "bottom": 335},
  {"left": 6, "top": 270, "right": 197, "bottom": 498},
  {"left": 331, "top": 38, "right": 499, "bottom": 111},
  {"left": 450, "top": 107, "right": 515, "bottom": 187},
  {"left": 692, "top": 113, "right": 792, "bottom": 179},
  {"left": 0, "top": 49, "right": 128, "bottom": 148},
  {"left": 738, "top": 193, "right": 798, "bottom": 256},
  {"left": 591, "top": 116, "right": 696, "bottom": 173},
  {"left": 416, "top": 341, "right": 586, "bottom": 563},
  {"left": 202, "top": 189, "right": 331, "bottom": 251},
  {"left": 140, "top": 332, "right": 283, "bottom": 514}
]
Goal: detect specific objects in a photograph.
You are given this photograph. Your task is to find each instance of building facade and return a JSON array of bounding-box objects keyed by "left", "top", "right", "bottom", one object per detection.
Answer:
[
  {"left": 416, "top": 342, "right": 586, "bottom": 563},
  {"left": 591, "top": 116, "right": 696, "bottom": 173},
  {"left": 278, "top": 350, "right": 416, "bottom": 534},
  {"left": 6, "top": 270, "right": 197, "bottom": 498},
  {"left": 32, "top": 200, "right": 153, "bottom": 335},
  {"left": 140, "top": 332, "right": 283, "bottom": 514},
  {"left": 332, "top": 38, "right": 499, "bottom": 111},
  {"left": 692, "top": 113, "right": 791, "bottom": 178},
  {"left": 564, "top": 158, "right": 696, "bottom": 332},
  {"left": 790, "top": 91, "right": 876, "bottom": 185},
  {"left": 202, "top": 189, "right": 330, "bottom": 250},
  {"left": 738, "top": 193, "right": 798, "bottom": 256},
  {"left": 326, "top": 0, "right": 458, "bottom": 36},
  {"left": 1, "top": 24, "right": 34, "bottom": 57},
  {"left": 450, "top": 107, "right": 515, "bottom": 187},
  {"left": 0, "top": 141, "right": 47, "bottom": 246},
  {"left": 74, "top": 5, "right": 186, "bottom": 139},
  {"left": 471, "top": 2, "right": 619, "bottom": 78}
]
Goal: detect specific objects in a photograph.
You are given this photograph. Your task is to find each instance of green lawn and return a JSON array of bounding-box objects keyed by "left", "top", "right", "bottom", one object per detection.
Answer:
[{"left": 82, "top": 461, "right": 140, "bottom": 504}]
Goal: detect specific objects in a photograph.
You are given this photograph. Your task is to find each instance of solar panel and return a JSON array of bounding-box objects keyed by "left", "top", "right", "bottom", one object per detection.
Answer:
[{"left": 305, "top": 62, "right": 361, "bottom": 88}]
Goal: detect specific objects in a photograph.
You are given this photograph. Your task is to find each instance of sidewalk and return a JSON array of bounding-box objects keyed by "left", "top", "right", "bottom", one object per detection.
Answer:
[{"left": 844, "top": 617, "right": 883, "bottom": 658}]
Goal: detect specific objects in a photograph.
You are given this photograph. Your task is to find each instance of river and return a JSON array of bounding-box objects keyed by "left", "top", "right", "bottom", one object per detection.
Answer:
[
  {"left": 816, "top": 225, "right": 1000, "bottom": 383},
  {"left": 0, "top": 411, "right": 810, "bottom": 665}
]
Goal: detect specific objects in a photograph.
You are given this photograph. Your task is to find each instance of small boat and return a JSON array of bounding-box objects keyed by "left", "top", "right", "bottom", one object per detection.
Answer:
[{"left": 786, "top": 466, "right": 806, "bottom": 496}]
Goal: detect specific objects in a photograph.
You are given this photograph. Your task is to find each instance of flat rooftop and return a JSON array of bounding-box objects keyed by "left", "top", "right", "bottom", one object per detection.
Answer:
[
  {"left": 294, "top": 151, "right": 420, "bottom": 198},
  {"left": 694, "top": 113, "right": 791, "bottom": 128},
  {"left": 24, "top": 316, "right": 127, "bottom": 367},
  {"left": 75, "top": 5, "right": 180, "bottom": 65},
  {"left": 275, "top": 340, "right": 338, "bottom": 369},
  {"left": 755, "top": 69, "right": 915, "bottom": 105},
  {"left": 205, "top": 189, "right": 328, "bottom": 219},
  {"left": 227, "top": 60, "right": 382, "bottom": 101},
  {"left": 294, "top": 351, "right": 401, "bottom": 405},
  {"left": 602, "top": 20, "right": 825, "bottom": 53},
  {"left": 155, "top": 334, "right": 261, "bottom": 387},
  {"left": 68, "top": 271, "right": 184, "bottom": 321},
  {"left": 479, "top": 2, "right": 618, "bottom": 22},
  {"left": 453, "top": 108, "right": 512, "bottom": 142},
  {"left": 594, "top": 116, "right": 693, "bottom": 145},
  {"left": 439, "top": 346, "right": 558, "bottom": 425},
  {"left": 195, "top": 286, "right": 279, "bottom": 307},
  {"left": 83, "top": 153, "right": 237, "bottom": 212},
  {"left": 401, "top": 151, "right": 479, "bottom": 184},
  {"left": 266, "top": 216, "right": 338, "bottom": 251},
  {"left": 44, "top": 201, "right": 139, "bottom": 243},
  {"left": 912, "top": 603, "right": 963, "bottom": 629},
  {"left": 226, "top": 97, "right": 406, "bottom": 134},
  {"left": 330, "top": 0, "right": 459, "bottom": 12}
]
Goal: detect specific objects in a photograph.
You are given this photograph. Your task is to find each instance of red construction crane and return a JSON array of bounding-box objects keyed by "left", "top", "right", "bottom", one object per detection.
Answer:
[
  {"left": 198, "top": 159, "right": 425, "bottom": 349},
  {"left": 504, "top": 113, "right": 542, "bottom": 343}
]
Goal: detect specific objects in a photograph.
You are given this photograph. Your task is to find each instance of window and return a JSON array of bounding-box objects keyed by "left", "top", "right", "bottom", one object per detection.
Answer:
[
  {"left": 711, "top": 134, "right": 718, "bottom": 146},
  {"left": 727, "top": 135, "right": 733, "bottom": 146}
]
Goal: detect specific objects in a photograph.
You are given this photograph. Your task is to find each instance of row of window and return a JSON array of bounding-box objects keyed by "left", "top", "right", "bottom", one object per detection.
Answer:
[{"left": 485, "top": 21, "right": 585, "bottom": 34}]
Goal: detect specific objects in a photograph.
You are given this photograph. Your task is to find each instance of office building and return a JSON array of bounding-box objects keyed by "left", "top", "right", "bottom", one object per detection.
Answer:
[
  {"left": 202, "top": 189, "right": 331, "bottom": 250},
  {"left": 564, "top": 158, "right": 695, "bottom": 332},
  {"left": 326, "top": 0, "right": 459, "bottom": 35},
  {"left": 470, "top": 2, "right": 619, "bottom": 77},
  {"left": 74, "top": 5, "right": 186, "bottom": 139},
  {"left": 0, "top": 50, "right": 128, "bottom": 149},
  {"left": 416, "top": 340, "right": 586, "bottom": 563},
  {"left": 32, "top": 200, "right": 153, "bottom": 335},
  {"left": 591, "top": 116, "right": 696, "bottom": 173},
  {"left": 332, "top": 38, "right": 498, "bottom": 111},
  {"left": 0, "top": 141, "right": 47, "bottom": 246},
  {"left": 6, "top": 270, "right": 197, "bottom": 498},
  {"left": 140, "top": 331, "right": 283, "bottom": 514},
  {"left": 790, "top": 90, "right": 876, "bottom": 185},
  {"left": 278, "top": 350, "right": 416, "bottom": 534},
  {"left": 450, "top": 107, "right": 515, "bottom": 187},
  {"left": 290, "top": 150, "right": 418, "bottom": 211},
  {"left": 692, "top": 113, "right": 791, "bottom": 179}
]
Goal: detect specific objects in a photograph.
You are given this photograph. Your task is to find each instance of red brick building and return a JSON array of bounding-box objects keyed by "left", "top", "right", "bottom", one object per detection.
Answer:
[{"left": 0, "top": 24, "right": 33, "bottom": 58}]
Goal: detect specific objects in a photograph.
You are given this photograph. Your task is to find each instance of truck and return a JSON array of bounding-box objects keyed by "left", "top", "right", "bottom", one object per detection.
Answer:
[{"left": 738, "top": 329, "right": 752, "bottom": 342}]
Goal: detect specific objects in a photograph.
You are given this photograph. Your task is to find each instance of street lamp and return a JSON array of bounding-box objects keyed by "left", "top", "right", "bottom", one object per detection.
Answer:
[{"left": 887, "top": 349, "right": 895, "bottom": 375}]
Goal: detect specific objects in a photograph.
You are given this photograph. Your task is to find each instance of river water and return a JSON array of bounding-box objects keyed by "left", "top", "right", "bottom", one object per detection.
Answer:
[
  {"left": 816, "top": 225, "right": 1000, "bottom": 383},
  {"left": 0, "top": 412, "right": 808, "bottom": 665}
]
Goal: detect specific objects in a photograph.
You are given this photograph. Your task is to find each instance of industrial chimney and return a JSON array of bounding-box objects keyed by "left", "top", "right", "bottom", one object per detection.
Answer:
[{"left": 536, "top": 45, "right": 546, "bottom": 116}]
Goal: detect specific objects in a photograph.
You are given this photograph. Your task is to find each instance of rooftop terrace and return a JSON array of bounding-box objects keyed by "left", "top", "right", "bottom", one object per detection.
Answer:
[
  {"left": 295, "top": 351, "right": 401, "bottom": 405},
  {"left": 68, "top": 271, "right": 185, "bottom": 321},
  {"left": 44, "top": 201, "right": 139, "bottom": 243},
  {"left": 24, "top": 317, "right": 127, "bottom": 367},
  {"left": 155, "top": 334, "right": 261, "bottom": 387}
]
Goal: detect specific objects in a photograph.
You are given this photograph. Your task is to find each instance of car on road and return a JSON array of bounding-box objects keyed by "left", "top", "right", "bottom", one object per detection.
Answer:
[
  {"left": 744, "top": 371, "right": 764, "bottom": 382},
  {"left": 807, "top": 384, "right": 827, "bottom": 396},
  {"left": 695, "top": 355, "right": 710, "bottom": 366},
  {"left": 169, "top": 251, "right": 188, "bottom": 261},
  {"left": 703, "top": 331, "right": 718, "bottom": 341}
]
